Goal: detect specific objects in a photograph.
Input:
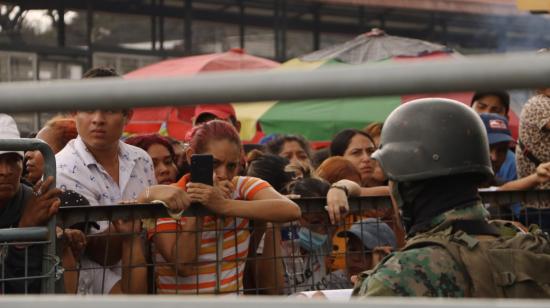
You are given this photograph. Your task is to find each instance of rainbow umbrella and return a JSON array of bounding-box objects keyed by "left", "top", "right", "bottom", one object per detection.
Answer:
[{"left": 234, "top": 29, "right": 519, "bottom": 142}]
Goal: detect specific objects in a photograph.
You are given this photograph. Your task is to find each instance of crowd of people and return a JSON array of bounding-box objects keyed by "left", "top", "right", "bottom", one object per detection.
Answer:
[{"left": 1, "top": 65, "right": 550, "bottom": 297}]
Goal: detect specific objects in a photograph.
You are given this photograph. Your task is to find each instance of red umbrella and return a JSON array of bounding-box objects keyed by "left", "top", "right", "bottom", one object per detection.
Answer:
[{"left": 123, "top": 48, "right": 280, "bottom": 140}]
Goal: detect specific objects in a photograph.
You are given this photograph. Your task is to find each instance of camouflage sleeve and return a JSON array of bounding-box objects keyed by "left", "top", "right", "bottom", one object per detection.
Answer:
[
  {"left": 353, "top": 246, "right": 467, "bottom": 297},
  {"left": 354, "top": 276, "right": 398, "bottom": 297}
]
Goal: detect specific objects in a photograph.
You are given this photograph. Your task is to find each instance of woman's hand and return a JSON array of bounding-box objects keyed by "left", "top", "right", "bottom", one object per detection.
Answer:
[
  {"left": 63, "top": 228, "right": 87, "bottom": 257},
  {"left": 142, "top": 185, "right": 191, "bottom": 214},
  {"left": 19, "top": 176, "right": 61, "bottom": 228},
  {"left": 186, "top": 182, "right": 229, "bottom": 215},
  {"left": 536, "top": 162, "right": 550, "bottom": 184},
  {"left": 216, "top": 179, "right": 235, "bottom": 199},
  {"left": 326, "top": 187, "right": 349, "bottom": 225},
  {"left": 113, "top": 218, "right": 142, "bottom": 235},
  {"left": 326, "top": 179, "right": 362, "bottom": 225}
]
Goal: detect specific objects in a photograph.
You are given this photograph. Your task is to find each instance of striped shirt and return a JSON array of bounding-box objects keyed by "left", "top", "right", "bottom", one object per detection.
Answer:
[{"left": 148, "top": 175, "right": 270, "bottom": 294}]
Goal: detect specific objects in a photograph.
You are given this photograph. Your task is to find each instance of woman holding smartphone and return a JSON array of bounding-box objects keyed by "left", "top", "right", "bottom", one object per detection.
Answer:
[{"left": 147, "top": 120, "right": 301, "bottom": 295}]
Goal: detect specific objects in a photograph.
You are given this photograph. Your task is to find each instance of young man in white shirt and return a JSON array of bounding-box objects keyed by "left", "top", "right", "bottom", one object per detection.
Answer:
[{"left": 56, "top": 67, "right": 188, "bottom": 294}]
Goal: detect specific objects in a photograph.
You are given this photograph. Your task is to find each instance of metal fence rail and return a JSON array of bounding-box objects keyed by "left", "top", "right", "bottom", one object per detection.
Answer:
[
  {"left": 0, "top": 227, "right": 49, "bottom": 242},
  {"left": 0, "top": 295, "right": 549, "bottom": 307},
  {"left": 0, "top": 52, "right": 549, "bottom": 113},
  {"left": 56, "top": 190, "right": 550, "bottom": 223}
]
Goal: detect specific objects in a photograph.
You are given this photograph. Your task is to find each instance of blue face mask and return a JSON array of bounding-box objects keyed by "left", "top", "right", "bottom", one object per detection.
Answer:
[{"left": 298, "top": 227, "right": 328, "bottom": 251}]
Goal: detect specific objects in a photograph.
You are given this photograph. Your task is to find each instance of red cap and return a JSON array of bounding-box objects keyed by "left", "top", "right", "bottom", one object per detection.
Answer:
[{"left": 193, "top": 104, "right": 236, "bottom": 122}]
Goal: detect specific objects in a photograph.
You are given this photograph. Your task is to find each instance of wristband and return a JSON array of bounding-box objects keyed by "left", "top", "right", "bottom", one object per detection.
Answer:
[{"left": 330, "top": 184, "right": 349, "bottom": 197}]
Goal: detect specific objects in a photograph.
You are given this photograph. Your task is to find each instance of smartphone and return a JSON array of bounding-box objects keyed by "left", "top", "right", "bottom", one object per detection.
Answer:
[{"left": 190, "top": 154, "right": 213, "bottom": 185}]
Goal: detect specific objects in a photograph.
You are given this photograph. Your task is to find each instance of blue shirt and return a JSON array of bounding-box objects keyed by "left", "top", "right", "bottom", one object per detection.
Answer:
[
  {"left": 496, "top": 150, "right": 519, "bottom": 215},
  {"left": 496, "top": 150, "right": 517, "bottom": 183}
]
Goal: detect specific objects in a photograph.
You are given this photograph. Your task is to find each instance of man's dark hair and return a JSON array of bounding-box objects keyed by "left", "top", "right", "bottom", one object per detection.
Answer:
[
  {"left": 265, "top": 134, "right": 312, "bottom": 159},
  {"left": 288, "top": 177, "right": 330, "bottom": 198},
  {"left": 81, "top": 67, "right": 129, "bottom": 114},
  {"left": 82, "top": 67, "right": 120, "bottom": 79},
  {"left": 246, "top": 150, "right": 293, "bottom": 193},
  {"left": 312, "top": 147, "right": 330, "bottom": 169},
  {"left": 470, "top": 91, "right": 510, "bottom": 115},
  {"left": 330, "top": 129, "right": 375, "bottom": 157}
]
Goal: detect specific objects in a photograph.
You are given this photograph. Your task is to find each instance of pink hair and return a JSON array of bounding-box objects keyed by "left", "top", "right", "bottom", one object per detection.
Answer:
[{"left": 189, "top": 120, "right": 242, "bottom": 154}]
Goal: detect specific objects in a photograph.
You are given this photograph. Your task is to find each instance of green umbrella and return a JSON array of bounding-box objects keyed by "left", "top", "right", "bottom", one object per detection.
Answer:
[{"left": 234, "top": 29, "right": 465, "bottom": 142}]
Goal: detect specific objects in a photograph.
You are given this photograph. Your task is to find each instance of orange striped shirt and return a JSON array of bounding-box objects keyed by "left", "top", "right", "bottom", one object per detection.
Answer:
[{"left": 148, "top": 175, "right": 270, "bottom": 294}]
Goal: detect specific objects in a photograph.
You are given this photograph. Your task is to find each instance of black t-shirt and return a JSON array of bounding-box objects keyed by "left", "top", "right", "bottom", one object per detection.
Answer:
[
  {"left": 0, "top": 183, "right": 43, "bottom": 294},
  {"left": 0, "top": 184, "right": 32, "bottom": 228}
]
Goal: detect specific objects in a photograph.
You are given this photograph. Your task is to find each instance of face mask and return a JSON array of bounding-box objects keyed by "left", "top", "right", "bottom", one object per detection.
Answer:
[
  {"left": 298, "top": 227, "right": 328, "bottom": 251},
  {"left": 391, "top": 181, "right": 412, "bottom": 233},
  {"left": 391, "top": 181, "right": 429, "bottom": 234},
  {"left": 390, "top": 181, "right": 404, "bottom": 210}
]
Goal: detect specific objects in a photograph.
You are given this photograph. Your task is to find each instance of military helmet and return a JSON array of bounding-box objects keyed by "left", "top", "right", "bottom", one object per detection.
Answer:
[{"left": 372, "top": 98, "right": 493, "bottom": 182}]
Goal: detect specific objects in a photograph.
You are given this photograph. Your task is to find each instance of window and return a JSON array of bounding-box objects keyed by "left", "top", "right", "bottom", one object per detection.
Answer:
[{"left": 0, "top": 51, "right": 37, "bottom": 82}]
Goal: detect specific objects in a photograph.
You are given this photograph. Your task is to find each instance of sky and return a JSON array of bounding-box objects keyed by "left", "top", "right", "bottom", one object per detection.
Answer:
[{"left": 22, "top": 9, "right": 77, "bottom": 33}]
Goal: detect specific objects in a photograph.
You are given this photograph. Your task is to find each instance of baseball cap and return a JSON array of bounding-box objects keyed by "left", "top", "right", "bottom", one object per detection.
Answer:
[
  {"left": 193, "top": 104, "right": 236, "bottom": 123},
  {"left": 59, "top": 190, "right": 100, "bottom": 232},
  {"left": 479, "top": 113, "right": 514, "bottom": 145},
  {"left": 0, "top": 114, "right": 23, "bottom": 158},
  {"left": 337, "top": 218, "right": 397, "bottom": 250}
]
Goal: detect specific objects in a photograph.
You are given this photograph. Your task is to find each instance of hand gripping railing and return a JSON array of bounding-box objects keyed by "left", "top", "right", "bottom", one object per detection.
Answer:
[{"left": 56, "top": 189, "right": 550, "bottom": 228}]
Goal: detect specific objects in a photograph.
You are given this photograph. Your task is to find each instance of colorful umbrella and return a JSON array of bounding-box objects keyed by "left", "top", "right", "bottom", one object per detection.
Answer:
[
  {"left": 234, "top": 29, "right": 519, "bottom": 142},
  {"left": 123, "top": 48, "right": 279, "bottom": 140}
]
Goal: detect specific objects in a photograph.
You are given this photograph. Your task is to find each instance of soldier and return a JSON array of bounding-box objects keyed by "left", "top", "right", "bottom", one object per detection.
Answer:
[{"left": 327, "top": 98, "right": 550, "bottom": 298}]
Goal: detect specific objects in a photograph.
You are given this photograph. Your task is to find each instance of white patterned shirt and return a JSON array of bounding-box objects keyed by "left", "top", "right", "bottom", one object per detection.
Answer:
[
  {"left": 56, "top": 135, "right": 156, "bottom": 294},
  {"left": 56, "top": 135, "right": 156, "bottom": 208}
]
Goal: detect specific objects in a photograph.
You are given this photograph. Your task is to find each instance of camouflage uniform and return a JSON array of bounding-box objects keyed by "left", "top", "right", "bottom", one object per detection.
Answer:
[{"left": 353, "top": 203, "right": 489, "bottom": 297}]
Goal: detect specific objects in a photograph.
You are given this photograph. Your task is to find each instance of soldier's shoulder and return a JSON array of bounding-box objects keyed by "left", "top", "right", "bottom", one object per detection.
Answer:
[{"left": 368, "top": 245, "right": 467, "bottom": 297}]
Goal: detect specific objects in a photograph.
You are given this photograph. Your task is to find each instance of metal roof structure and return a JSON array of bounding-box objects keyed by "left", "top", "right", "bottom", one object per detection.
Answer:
[{"left": 1, "top": 0, "right": 550, "bottom": 63}]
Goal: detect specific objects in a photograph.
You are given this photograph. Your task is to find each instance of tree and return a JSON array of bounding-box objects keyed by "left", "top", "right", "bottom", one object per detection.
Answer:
[{"left": 0, "top": 5, "right": 27, "bottom": 43}]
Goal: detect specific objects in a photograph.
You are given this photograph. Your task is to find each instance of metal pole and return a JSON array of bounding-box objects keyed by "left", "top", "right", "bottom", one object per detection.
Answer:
[
  {"left": 312, "top": 4, "right": 320, "bottom": 51},
  {"left": 1, "top": 53, "right": 550, "bottom": 113},
  {"left": 239, "top": 0, "right": 245, "bottom": 49},
  {"left": 151, "top": 0, "right": 157, "bottom": 50},
  {"left": 57, "top": 4, "right": 66, "bottom": 47},
  {"left": 358, "top": 6, "right": 366, "bottom": 33},
  {"left": 184, "top": 0, "right": 193, "bottom": 55},
  {"left": 274, "top": 0, "right": 280, "bottom": 60},
  {"left": 86, "top": 0, "right": 93, "bottom": 70},
  {"left": 0, "top": 139, "right": 56, "bottom": 293},
  {"left": 281, "top": 0, "right": 287, "bottom": 61},
  {"left": 159, "top": 0, "right": 165, "bottom": 52}
]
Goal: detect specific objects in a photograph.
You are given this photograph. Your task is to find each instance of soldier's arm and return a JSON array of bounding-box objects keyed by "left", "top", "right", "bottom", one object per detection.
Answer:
[
  {"left": 353, "top": 247, "right": 467, "bottom": 298},
  {"left": 353, "top": 276, "right": 398, "bottom": 298}
]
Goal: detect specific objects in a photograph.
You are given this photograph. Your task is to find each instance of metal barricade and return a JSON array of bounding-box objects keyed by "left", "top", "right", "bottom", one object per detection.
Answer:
[
  {"left": 54, "top": 190, "right": 550, "bottom": 296},
  {"left": 0, "top": 138, "right": 58, "bottom": 294}
]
